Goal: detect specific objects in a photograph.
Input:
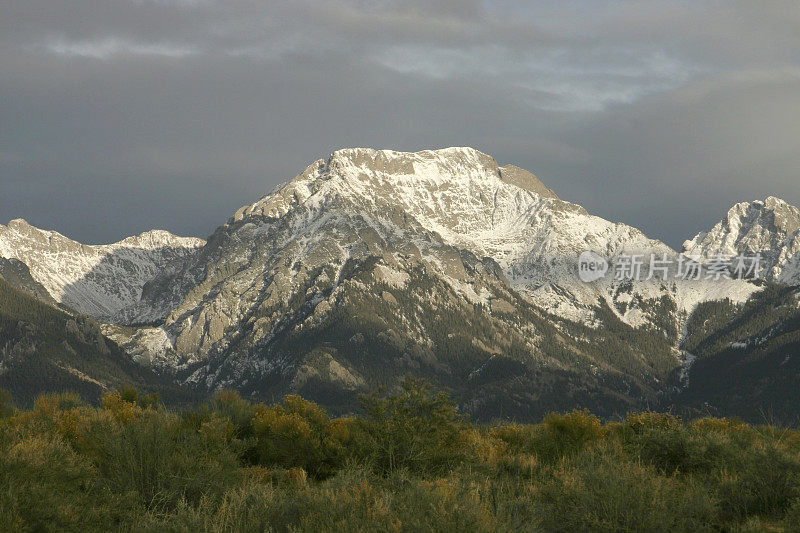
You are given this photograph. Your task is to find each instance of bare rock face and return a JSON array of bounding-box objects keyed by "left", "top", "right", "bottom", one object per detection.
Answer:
[{"left": 499, "top": 164, "right": 559, "bottom": 199}]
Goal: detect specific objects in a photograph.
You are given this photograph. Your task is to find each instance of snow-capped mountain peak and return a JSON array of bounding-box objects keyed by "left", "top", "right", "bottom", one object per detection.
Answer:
[
  {"left": 684, "top": 196, "right": 800, "bottom": 285},
  {"left": 8, "top": 146, "right": 794, "bottom": 419},
  {"left": 232, "top": 146, "right": 569, "bottom": 267},
  {"left": 107, "top": 147, "right": 761, "bottom": 377}
]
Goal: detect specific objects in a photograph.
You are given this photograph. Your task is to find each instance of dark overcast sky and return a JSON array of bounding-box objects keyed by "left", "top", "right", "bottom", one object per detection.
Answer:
[{"left": 1, "top": 0, "right": 799, "bottom": 248}]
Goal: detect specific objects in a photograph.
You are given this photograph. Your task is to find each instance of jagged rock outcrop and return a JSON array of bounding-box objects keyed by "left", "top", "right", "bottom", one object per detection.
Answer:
[{"left": 684, "top": 197, "right": 800, "bottom": 285}]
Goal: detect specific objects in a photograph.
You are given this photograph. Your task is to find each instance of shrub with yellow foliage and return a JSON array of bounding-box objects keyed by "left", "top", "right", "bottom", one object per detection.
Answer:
[
  {"left": 0, "top": 384, "right": 799, "bottom": 531},
  {"left": 251, "top": 394, "right": 350, "bottom": 477}
]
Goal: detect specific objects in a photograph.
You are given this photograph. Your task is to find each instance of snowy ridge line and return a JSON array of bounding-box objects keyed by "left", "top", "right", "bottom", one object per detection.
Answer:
[
  {"left": 2, "top": 147, "right": 798, "bottom": 381},
  {"left": 0, "top": 218, "right": 204, "bottom": 320}
]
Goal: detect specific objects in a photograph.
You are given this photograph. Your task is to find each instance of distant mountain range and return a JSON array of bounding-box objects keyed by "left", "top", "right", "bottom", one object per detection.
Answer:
[{"left": 1, "top": 147, "right": 798, "bottom": 422}]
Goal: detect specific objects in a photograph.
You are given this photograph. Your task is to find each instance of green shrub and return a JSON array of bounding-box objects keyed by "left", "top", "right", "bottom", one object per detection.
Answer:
[
  {"left": 94, "top": 411, "right": 243, "bottom": 510},
  {"left": 529, "top": 410, "right": 605, "bottom": 462},
  {"left": 208, "top": 389, "right": 256, "bottom": 438},
  {"left": 3, "top": 389, "right": 800, "bottom": 530},
  {"left": 626, "top": 426, "right": 738, "bottom": 475},
  {"left": 139, "top": 466, "right": 500, "bottom": 533},
  {"left": 491, "top": 413, "right": 606, "bottom": 465},
  {"left": 37, "top": 391, "right": 86, "bottom": 412},
  {"left": 380, "top": 471, "right": 499, "bottom": 532},
  {"left": 251, "top": 394, "right": 349, "bottom": 478},
  {"left": 533, "top": 451, "right": 717, "bottom": 532},
  {"left": 718, "top": 447, "right": 800, "bottom": 520},
  {"left": 135, "top": 480, "right": 279, "bottom": 532},
  {"left": 116, "top": 385, "right": 161, "bottom": 410},
  {"left": 618, "top": 412, "right": 753, "bottom": 476},
  {"left": 0, "top": 388, "right": 15, "bottom": 418},
  {"left": 353, "top": 377, "right": 472, "bottom": 476},
  {"left": 0, "top": 431, "right": 126, "bottom": 530},
  {"left": 490, "top": 423, "right": 535, "bottom": 453},
  {"left": 786, "top": 498, "right": 800, "bottom": 529},
  {"left": 623, "top": 411, "right": 682, "bottom": 434},
  {"left": 118, "top": 385, "right": 140, "bottom": 404}
]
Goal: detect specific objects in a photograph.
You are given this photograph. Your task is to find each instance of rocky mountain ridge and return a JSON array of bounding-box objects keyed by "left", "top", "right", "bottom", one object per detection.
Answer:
[
  {"left": 0, "top": 219, "right": 204, "bottom": 321},
  {"left": 1, "top": 147, "right": 797, "bottom": 419},
  {"left": 684, "top": 196, "right": 800, "bottom": 285}
]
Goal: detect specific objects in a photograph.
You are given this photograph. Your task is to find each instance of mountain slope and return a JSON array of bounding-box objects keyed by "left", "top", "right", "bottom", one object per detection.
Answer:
[
  {"left": 0, "top": 219, "right": 204, "bottom": 322},
  {"left": 0, "top": 276, "right": 194, "bottom": 406},
  {"left": 0, "top": 257, "right": 57, "bottom": 306},
  {"left": 668, "top": 284, "right": 800, "bottom": 424}
]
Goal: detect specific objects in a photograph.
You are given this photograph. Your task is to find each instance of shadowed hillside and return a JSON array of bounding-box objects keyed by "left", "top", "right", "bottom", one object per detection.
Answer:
[{"left": 0, "top": 276, "right": 197, "bottom": 406}]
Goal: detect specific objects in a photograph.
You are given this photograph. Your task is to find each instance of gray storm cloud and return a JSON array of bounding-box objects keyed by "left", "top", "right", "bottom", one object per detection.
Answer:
[{"left": 0, "top": 0, "right": 798, "bottom": 246}]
